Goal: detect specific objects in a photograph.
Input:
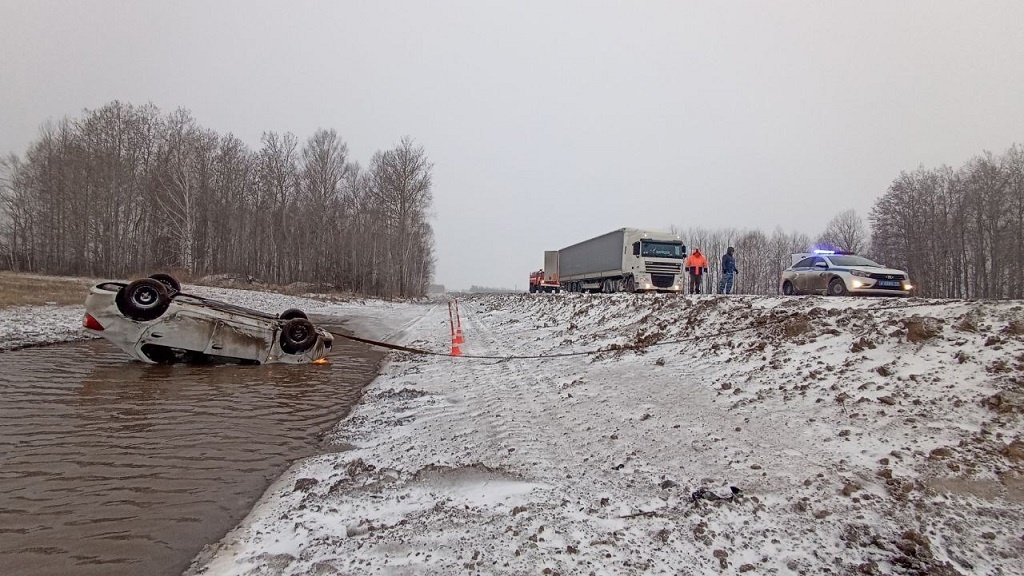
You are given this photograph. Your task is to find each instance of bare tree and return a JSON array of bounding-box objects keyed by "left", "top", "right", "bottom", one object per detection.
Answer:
[
  {"left": 366, "top": 137, "right": 434, "bottom": 298},
  {"left": 300, "top": 129, "right": 350, "bottom": 287},
  {"left": 818, "top": 209, "right": 869, "bottom": 254},
  {"left": 155, "top": 109, "right": 215, "bottom": 275}
]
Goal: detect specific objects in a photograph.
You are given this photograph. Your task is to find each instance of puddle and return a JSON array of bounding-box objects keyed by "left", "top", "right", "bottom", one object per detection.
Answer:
[{"left": 0, "top": 324, "right": 384, "bottom": 576}]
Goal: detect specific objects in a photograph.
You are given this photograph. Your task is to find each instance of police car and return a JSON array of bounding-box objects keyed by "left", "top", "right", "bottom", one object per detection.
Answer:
[{"left": 779, "top": 250, "right": 912, "bottom": 297}]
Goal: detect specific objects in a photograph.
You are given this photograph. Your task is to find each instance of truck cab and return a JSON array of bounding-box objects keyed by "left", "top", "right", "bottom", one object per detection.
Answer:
[{"left": 528, "top": 268, "right": 560, "bottom": 293}]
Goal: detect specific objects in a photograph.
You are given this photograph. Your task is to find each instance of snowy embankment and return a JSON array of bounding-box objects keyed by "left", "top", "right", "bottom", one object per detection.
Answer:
[{"left": 190, "top": 294, "right": 1024, "bottom": 576}]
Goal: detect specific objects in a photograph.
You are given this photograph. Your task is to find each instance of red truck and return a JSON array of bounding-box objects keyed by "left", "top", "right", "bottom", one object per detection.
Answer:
[{"left": 528, "top": 251, "right": 561, "bottom": 293}]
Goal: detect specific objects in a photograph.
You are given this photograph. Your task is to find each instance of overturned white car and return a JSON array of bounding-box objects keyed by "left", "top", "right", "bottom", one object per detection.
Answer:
[{"left": 83, "top": 274, "right": 333, "bottom": 365}]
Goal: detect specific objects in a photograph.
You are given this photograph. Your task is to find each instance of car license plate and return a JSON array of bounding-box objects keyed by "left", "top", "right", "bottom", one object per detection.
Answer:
[{"left": 878, "top": 280, "right": 900, "bottom": 287}]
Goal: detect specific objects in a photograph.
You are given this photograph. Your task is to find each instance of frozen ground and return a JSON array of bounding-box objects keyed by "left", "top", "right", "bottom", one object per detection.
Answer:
[
  {"left": 3, "top": 286, "right": 1022, "bottom": 574},
  {"left": 174, "top": 293, "right": 1024, "bottom": 576}
]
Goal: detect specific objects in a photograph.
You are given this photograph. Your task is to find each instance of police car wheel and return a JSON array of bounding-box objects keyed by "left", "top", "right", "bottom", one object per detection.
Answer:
[{"left": 828, "top": 278, "right": 848, "bottom": 296}]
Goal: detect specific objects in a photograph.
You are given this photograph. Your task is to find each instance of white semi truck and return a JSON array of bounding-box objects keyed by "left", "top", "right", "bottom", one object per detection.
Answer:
[{"left": 549, "top": 228, "right": 687, "bottom": 293}]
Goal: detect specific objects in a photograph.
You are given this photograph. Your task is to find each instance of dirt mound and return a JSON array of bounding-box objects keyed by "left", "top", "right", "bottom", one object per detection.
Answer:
[
  {"left": 197, "top": 273, "right": 264, "bottom": 287},
  {"left": 902, "top": 315, "right": 943, "bottom": 342}
]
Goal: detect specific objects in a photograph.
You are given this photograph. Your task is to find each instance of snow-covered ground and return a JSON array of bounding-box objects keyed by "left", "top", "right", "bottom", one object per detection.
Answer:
[
  {"left": 3, "top": 286, "right": 1023, "bottom": 574},
  {"left": 177, "top": 293, "right": 1023, "bottom": 576}
]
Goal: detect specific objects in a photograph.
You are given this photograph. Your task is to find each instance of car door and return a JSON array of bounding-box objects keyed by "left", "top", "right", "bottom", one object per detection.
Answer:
[
  {"left": 790, "top": 257, "right": 814, "bottom": 293},
  {"left": 807, "top": 256, "right": 830, "bottom": 293}
]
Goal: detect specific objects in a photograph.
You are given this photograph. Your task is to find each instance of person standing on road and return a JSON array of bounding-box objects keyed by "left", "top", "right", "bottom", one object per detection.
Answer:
[
  {"left": 684, "top": 248, "right": 708, "bottom": 294},
  {"left": 718, "top": 246, "right": 738, "bottom": 294}
]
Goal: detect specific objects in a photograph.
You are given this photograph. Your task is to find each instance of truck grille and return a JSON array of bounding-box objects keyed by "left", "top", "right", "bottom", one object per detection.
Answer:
[
  {"left": 645, "top": 261, "right": 682, "bottom": 274},
  {"left": 651, "top": 274, "right": 676, "bottom": 288}
]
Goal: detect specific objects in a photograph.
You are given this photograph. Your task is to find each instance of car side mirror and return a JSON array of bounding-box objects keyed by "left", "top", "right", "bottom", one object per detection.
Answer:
[{"left": 814, "top": 262, "right": 828, "bottom": 269}]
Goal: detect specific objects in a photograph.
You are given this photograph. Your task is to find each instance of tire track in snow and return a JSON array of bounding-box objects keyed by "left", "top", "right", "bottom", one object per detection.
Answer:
[{"left": 448, "top": 300, "right": 575, "bottom": 478}]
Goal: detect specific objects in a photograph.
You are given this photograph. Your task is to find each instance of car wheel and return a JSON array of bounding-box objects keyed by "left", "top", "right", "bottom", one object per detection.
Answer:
[
  {"left": 148, "top": 273, "right": 181, "bottom": 296},
  {"left": 116, "top": 278, "right": 171, "bottom": 321},
  {"left": 279, "top": 308, "right": 308, "bottom": 320},
  {"left": 828, "top": 278, "right": 848, "bottom": 296},
  {"left": 280, "top": 318, "right": 318, "bottom": 354},
  {"left": 782, "top": 281, "right": 796, "bottom": 296}
]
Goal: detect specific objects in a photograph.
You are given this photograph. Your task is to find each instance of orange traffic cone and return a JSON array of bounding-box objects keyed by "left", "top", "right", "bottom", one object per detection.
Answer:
[
  {"left": 450, "top": 339, "right": 463, "bottom": 356},
  {"left": 453, "top": 299, "right": 465, "bottom": 344}
]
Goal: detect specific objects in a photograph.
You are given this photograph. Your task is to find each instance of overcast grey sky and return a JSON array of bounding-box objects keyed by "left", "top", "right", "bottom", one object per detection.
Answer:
[{"left": 2, "top": 1, "right": 1023, "bottom": 290}]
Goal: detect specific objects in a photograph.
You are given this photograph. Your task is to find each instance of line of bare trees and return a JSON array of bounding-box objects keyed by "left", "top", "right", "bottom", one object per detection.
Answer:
[
  {"left": 673, "top": 143, "right": 1023, "bottom": 299},
  {"left": 870, "top": 144, "right": 1024, "bottom": 299},
  {"left": 0, "top": 101, "right": 435, "bottom": 299}
]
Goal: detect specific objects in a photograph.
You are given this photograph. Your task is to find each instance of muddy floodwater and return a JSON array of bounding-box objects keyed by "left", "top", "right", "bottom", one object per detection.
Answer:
[{"left": 0, "top": 325, "right": 384, "bottom": 576}]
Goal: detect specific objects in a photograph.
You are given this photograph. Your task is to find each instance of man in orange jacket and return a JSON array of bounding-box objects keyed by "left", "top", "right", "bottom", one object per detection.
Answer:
[{"left": 684, "top": 248, "right": 709, "bottom": 294}]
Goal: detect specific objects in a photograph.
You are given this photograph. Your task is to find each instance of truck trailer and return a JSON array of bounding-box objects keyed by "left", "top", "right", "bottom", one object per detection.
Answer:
[{"left": 554, "top": 228, "right": 686, "bottom": 293}]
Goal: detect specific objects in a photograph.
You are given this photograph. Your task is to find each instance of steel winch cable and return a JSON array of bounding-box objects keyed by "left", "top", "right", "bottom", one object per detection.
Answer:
[{"left": 327, "top": 298, "right": 945, "bottom": 361}]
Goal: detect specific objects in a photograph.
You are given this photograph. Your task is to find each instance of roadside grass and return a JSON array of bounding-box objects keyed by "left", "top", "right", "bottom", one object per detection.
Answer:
[{"left": 0, "top": 272, "right": 97, "bottom": 309}]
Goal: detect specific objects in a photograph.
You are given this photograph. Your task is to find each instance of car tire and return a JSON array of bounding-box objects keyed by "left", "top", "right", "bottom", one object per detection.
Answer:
[
  {"left": 280, "top": 318, "right": 318, "bottom": 354},
  {"left": 148, "top": 273, "right": 181, "bottom": 296},
  {"left": 279, "top": 308, "right": 308, "bottom": 320},
  {"left": 116, "top": 278, "right": 171, "bottom": 321},
  {"left": 828, "top": 278, "right": 848, "bottom": 296},
  {"left": 782, "top": 281, "right": 796, "bottom": 296}
]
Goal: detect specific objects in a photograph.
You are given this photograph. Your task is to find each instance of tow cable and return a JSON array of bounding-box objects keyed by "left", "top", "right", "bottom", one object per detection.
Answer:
[{"left": 326, "top": 298, "right": 944, "bottom": 361}]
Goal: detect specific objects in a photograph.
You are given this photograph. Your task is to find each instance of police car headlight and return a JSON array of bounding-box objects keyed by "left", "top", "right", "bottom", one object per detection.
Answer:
[{"left": 850, "top": 270, "right": 871, "bottom": 278}]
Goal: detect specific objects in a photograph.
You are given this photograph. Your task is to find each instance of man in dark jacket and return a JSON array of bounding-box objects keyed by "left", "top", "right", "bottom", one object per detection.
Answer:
[{"left": 718, "top": 247, "right": 738, "bottom": 294}]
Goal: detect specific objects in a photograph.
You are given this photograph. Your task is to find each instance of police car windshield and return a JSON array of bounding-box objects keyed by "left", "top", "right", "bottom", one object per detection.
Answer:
[
  {"left": 641, "top": 242, "right": 684, "bottom": 259},
  {"left": 828, "top": 255, "right": 881, "bottom": 267}
]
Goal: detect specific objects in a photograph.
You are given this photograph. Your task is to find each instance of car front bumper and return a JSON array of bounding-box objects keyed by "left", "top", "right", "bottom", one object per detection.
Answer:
[{"left": 846, "top": 277, "right": 912, "bottom": 297}]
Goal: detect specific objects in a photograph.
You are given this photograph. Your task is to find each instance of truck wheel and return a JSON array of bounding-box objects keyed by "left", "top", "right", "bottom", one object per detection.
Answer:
[{"left": 625, "top": 277, "right": 636, "bottom": 292}]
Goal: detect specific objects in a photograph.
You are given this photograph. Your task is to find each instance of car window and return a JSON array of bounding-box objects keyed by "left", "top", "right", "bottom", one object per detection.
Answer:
[
  {"left": 794, "top": 258, "right": 814, "bottom": 268},
  {"left": 827, "top": 255, "right": 882, "bottom": 267}
]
